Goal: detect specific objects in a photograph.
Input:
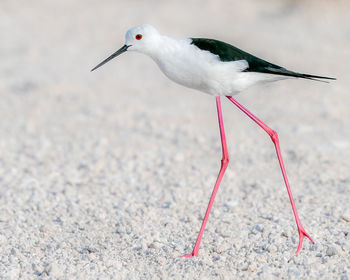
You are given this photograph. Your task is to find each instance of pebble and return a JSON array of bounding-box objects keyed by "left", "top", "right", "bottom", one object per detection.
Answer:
[
  {"left": 148, "top": 241, "right": 162, "bottom": 249},
  {"left": 251, "top": 224, "right": 264, "bottom": 233},
  {"left": 213, "top": 243, "right": 230, "bottom": 254},
  {"left": 248, "top": 262, "right": 257, "bottom": 272},
  {"left": 326, "top": 246, "right": 337, "bottom": 257},
  {"left": 267, "top": 244, "right": 277, "bottom": 253},
  {"left": 288, "top": 265, "right": 300, "bottom": 277},
  {"left": 342, "top": 212, "right": 350, "bottom": 222},
  {"left": 0, "top": 209, "right": 13, "bottom": 222},
  {"left": 0, "top": 233, "right": 7, "bottom": 243},
  {"left": 49, "top": 263, "right": 61, "bottom": 276}
]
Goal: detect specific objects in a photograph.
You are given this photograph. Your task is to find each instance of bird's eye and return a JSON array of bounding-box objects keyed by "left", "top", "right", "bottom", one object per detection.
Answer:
[{"left": 135, "top": 34, "right": 142, "bottom": 40}]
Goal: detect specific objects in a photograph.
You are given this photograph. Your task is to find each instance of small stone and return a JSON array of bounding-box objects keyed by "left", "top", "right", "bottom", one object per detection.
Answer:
[
  {"left": 148, "top": 241, "right": 162, "bottom": 249},
  {"left": 32, "top": 263, "right": 41, "bottom": 273},
  {"left": 288, "top": 265, "right": 300, "bottom": 277},
  {"left": 161, "top": 245, "right": 169, "bottom": 253},
  {"left": 254, "top": 245, "right": 267, "bottom": 254},
  {"left": 214, "top": 243, "right": 230, "bottom": 254},
  {"left": 326, "top": 246, "right": 337, "bottom": 257},
  {"left": 316, "top": 253, "right": 322, "bottom": 258},
  {"left": 248, "top": 262, "right": 257, "bottom": 272},
  {"left": 342, "top": 212, "right": 350, "bottom": 222},
  {"left": 162, "top": 201, "right": 171, "bottom": 208},
  {"left": 49, "top": 263, "right": 61, "bottom": 276},
  {"left": 0, "top": 209, "right": 13, "bottom": 222},
  {"left": 0, "top": 234, "right": 6, "bottom": 243},
  {"left": 43, "top": 264, "right": 52, "bottom": 275},
  {"left": 174, "top": 153, "right": 185, "bottom": 162},
  {"left": 240, "top": 264, "right": 248, "bottom": 271},
  {"left": 224, "top": 200, "right": 238, "bottom": 209},
  {"left": 267, "top": 244, "right": 277, "bottom": 253},
  {"left": 252, "top": 224, "right": 264, "bottom": 233},
  {"left": 39, "top": 225, "right": 47, "bottom": 232},
  {"left": 341, "top": 240, "right": 350, "bottom": 251},
  {"left": 81, "top": 247, "right": 97, "bottom": 254}
]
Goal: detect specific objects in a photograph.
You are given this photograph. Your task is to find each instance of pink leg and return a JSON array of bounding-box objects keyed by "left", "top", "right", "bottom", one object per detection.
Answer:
[
  {"left": 182, "top": 96, "right": 229, "bottom": 258},
  {"left": 226, "top": 96, "right": 314, "bottom": 253}
]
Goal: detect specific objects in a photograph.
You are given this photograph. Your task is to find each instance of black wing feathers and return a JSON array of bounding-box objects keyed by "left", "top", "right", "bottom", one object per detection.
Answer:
[{"left": 190, "top": 38, "right": 335, "bottom": 81}]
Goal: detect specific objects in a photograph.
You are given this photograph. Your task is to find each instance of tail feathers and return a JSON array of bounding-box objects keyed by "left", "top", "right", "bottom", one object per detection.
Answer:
[{"left": 265, "top": 67, "right": 336, "bottom": 83}]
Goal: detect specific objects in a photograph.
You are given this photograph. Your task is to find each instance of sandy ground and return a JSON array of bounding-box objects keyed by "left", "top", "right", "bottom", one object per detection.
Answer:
[{"left": 1, "top": 0, "right": 349, "bottom": 279}]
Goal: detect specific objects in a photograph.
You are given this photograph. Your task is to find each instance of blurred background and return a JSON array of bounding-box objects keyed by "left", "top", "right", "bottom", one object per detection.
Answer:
[{"left": 0, "top": 0, "right": 349, "bottom": 278}]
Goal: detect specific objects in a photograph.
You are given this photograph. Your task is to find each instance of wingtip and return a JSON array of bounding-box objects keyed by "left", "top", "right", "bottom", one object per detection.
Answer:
[
  {"left": 321, "top": 76, "right": 337, "bottom": 81},
  {"left": 313, "top": 76, "right": 336, "bottom": 83},
  {"left": 301, "top": 74, "right": 337, "bottom": 83}
]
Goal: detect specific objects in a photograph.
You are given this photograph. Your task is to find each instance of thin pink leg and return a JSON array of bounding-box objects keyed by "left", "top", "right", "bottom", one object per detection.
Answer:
[
  {"left": 182, "top": 96, "right": 229, "bottom": 258},
  {"left": 226, "top": 95, "right": 314, "bottom": 253}
]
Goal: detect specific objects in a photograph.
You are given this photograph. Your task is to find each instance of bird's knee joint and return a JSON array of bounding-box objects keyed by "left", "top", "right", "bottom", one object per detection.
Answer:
[
  {"left": 221, "top": 157, "right": 229, "bottom": 166},
  {"left": 270, "top": 130, "right": 279, "bottom": 143}
]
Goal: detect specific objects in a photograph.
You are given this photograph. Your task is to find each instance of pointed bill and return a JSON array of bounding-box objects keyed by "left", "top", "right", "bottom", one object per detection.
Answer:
[{"left": 91, "top": 44, "right": 129, "bottom": 72}]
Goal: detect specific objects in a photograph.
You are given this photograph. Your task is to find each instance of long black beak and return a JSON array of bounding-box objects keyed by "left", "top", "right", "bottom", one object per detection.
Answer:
[{"left": 91, "top": 44, "right": 130, "bottom": 72}]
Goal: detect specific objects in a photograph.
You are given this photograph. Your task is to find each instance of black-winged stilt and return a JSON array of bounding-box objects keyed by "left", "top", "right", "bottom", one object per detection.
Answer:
[{"left": 91, "top": 24, "right": 335, "bottom": 258}]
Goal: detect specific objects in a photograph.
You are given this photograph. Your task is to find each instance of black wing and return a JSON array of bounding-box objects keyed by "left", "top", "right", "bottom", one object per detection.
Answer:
[{"left": 191, "top": 38, "right": 335, "bottom": 81}]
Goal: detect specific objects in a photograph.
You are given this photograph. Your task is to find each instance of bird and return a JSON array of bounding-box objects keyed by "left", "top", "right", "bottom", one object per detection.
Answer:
[{"left": 91, "top": 24, "right": 335, "bottom": 258}]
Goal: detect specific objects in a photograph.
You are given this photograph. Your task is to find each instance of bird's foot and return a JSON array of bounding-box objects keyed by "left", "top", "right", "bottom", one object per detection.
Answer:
[
  {"left": 180, "top": 251, "right": 198, "bottom": 258},
  {"left": 181, "top": 253, "right": 196, "bottom": 258},
  {"left": 295, "top": 224, "right": 314, "bottom": 254}
]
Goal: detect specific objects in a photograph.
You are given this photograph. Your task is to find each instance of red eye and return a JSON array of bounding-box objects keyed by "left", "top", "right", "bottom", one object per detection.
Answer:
[{"left": 135, "top": 34, "right": 142, "bottom": 40}]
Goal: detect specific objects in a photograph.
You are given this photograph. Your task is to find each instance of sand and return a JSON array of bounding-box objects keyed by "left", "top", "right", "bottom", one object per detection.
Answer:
[{"left": 0, "top": 0, "right": 349, "bottom": 279}]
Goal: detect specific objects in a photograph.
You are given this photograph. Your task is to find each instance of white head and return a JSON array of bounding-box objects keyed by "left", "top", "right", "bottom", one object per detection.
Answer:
[
  {"left": 91, "top": 24, "right": 161, "bottom": 71},
  {"left": 125, "top": 24, "right": 160, "bottom": 52}
]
